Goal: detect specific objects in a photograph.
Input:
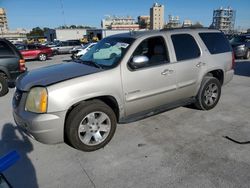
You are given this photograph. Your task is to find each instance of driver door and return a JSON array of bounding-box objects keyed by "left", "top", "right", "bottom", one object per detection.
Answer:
[{"left": 121, "top": 35, "right": 178, "bottom": 116}]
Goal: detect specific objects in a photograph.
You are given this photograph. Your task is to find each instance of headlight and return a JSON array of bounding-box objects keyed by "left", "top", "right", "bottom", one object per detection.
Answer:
[
  {"left": 25, "top": 87, "right": 48, "bottom": 113},
  {"left": 237, "top": 44, "right": 245, "bottom": 48}
]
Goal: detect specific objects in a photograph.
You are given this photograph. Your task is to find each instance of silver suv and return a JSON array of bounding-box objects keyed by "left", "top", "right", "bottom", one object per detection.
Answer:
[{"left": 13, "top": 29, "right": 234, "bottom": 151}]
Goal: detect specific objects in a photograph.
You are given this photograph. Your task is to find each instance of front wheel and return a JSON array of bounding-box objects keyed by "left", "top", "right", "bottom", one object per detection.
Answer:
[
  {"left": 65, "top": 100, "right": 117, "bottom": 152},
  {"left": 38, "top": 53, "right": 47, "bottom": 61},
  {"left": 194, "top": 76, "right": 221, "bottom": 110}
]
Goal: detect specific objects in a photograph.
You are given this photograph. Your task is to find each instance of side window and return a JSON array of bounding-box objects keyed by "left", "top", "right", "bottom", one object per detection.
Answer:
[
  {"left": 27, "top": 45, "right": 36, "bottom": 50},
  {"left": 0, "top": 41, "right": 15, "bottom": 56},
  {"left": 129, "top": 36, "right": 169, "bottom": 70},
  {"left": 16, "top": 45, "right": 26, "bottom": 51},
  {"left": 171, "top": 34, "right": 200, "bottom": 61},
  {"left": 199, "top": 33, "right": 231, "bottom": 54}
]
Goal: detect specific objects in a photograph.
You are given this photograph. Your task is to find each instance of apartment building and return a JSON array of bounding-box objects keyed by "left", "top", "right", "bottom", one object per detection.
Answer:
[
  {"left": 150, "top": 3, "right": 164, "bottom": 30},
  {"left": 212, "top": 7, "right": 236, "bottom": 33},
  {"left": 0, "top": 8, "right": 8, "bottom": 33}
]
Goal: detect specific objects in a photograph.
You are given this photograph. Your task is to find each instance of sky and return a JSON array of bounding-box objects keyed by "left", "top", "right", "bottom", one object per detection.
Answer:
[{"left": 0, "top": 0, "right": 250, "bottom": 30}]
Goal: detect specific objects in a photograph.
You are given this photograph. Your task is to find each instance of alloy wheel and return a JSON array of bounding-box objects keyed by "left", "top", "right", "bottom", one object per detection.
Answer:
[
  {"left": 203, "top": 83, "right": 218, "bottom": 106},
  {"left": 78, "top": 111, "right": 111, "bottom": 146}
]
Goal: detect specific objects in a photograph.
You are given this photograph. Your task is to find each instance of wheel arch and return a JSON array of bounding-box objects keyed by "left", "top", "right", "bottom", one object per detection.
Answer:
[
  {"left": 0, "top": 68, "right": 9, "bottom": 79},
  {"left": 64, "top": 95, "right": 120, "bottom": 142},
  {"left": 205, "top": 69, "right": 224, "bottom": 85}
]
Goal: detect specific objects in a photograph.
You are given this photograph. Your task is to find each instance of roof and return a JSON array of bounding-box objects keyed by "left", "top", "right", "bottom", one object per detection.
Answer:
[{"left": 107, "top": 28, "right": 221, "bottom": 39}]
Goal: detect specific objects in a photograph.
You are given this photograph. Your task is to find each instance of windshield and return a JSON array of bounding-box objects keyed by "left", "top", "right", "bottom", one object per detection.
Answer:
[
  {"left": 80, "top": 37, "right": 134, "bottom": 69},
  {"left": 230, "top": 36, "right": 246, "bottom": 43}
]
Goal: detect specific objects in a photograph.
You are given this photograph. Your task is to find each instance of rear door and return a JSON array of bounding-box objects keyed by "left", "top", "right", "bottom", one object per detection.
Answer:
[
  {"left": 21, "top": 45, "right": 37, "bottom": 59},
  {"left": 60, "top": 41, "right": 71, "bottom": 53},
  {"left": 168, "top": 33, "right": 204, "bottom": 99},
  {"left": 0, "top": 40, "right": 20, "bottom": 75}
]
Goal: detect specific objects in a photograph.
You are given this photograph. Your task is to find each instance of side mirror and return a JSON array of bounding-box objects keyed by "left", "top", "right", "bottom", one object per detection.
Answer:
[{"left": 130, "top": 55, "right": 149, "bottom": 69}]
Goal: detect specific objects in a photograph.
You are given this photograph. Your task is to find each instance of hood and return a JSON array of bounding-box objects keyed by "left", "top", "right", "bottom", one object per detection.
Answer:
[
  {"left": 230, "top": 42, "right": 245, "bottom": 47},
  {"left": 16, "top": 62, "right": 101, "bottom": 91}
]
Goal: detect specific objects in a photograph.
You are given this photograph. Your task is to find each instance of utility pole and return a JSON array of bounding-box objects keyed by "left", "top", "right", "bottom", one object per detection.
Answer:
[{"left": 59, "top": 0, "right": 66, "bottom": 27}]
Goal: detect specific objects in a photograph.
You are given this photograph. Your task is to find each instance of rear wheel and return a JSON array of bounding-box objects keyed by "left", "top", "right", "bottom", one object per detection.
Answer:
[
  {"left": 194, "top": 76, "right": 221, "bottom": 110},
  {"left": 65, "top": 100, "right": 117, "bottom": 152},
  {"left": 0, "top": 74, "right": 8, "bottom": 97},
  {"left": 38, "top": 53, "right": 47, "bottom": 61}
]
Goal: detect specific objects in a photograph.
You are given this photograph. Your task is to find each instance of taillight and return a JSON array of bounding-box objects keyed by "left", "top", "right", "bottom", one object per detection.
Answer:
[
  {"left": 19, "top": 59, "right": 26, "bottom": 72},
  {"left": 231, "top": 52, "right": 235, "bottom": 70}
]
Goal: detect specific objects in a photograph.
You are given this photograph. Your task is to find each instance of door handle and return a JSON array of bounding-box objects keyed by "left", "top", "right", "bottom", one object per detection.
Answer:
[
  {"left": 161, "top": 69, "right": 174, "bottom": 75},
  {"left": 196, "top": 62, "right": 206, "bottom": 67}
]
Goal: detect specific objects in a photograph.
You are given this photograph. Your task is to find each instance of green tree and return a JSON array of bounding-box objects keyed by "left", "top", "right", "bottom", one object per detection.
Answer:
[
  {"left": 27, "top": 27, "right": 52, "bottom": 38},
  {"left": 69, "top": 25, "right": 77, "bottom": 29},
  {"left": 27, "top": 27, "right": 44, "bottom": 38}
]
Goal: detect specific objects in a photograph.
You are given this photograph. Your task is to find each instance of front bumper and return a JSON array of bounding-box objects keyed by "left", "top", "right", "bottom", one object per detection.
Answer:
[{"left": 13, "top": 109, "right": 66, "bottom": 144}]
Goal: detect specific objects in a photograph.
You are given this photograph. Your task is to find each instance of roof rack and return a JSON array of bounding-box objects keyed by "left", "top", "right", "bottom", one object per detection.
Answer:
[{"left": 160, "top": 27, "right": 214, "bottom": 31}]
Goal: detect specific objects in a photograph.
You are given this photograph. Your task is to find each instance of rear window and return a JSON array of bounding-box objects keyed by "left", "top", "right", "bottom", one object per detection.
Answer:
[
  {"left": 199, "top": 32, "right": 231, "bottom": 54},
  {"left": 0, "top": 41, "right": 15, "bottom": 56},
  {"left": 69, "top": 41, "right": 81, "bottom": 46},
  {"left": 171, "top": 34, "right": 201, "bottom": 61}
]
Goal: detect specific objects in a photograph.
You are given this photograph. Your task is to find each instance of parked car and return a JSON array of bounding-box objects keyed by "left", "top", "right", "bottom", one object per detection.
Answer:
[
  {"left": 0, "top": 151, "right": 20, "bottom": 188},
  {"left": 230, "top": 34, "right": 250, "bottom": 59},
  {"left": 13, "top": 29, "right": 234, "bottom": 152},
  {"left": 0, "top": 38, "right": 26, "bottom": 96},
  {"left": 71, "top": 42, "right": 97, "bottom": 59},
  {"left": 15, "top": 44, "right": 53, "bottom": 61},
  {"left": 52, "top": 40, "right": 82, "bottom": 54}
]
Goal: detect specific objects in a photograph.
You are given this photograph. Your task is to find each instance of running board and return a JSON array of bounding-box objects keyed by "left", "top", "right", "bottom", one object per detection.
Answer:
[{"left": 119, "top": 97, "right": 196, "bottom": 124}]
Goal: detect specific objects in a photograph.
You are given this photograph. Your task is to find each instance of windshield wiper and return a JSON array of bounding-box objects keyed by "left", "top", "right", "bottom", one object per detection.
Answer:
[{"left": 74, "top": 59, "right": 103, "bottom": 69}]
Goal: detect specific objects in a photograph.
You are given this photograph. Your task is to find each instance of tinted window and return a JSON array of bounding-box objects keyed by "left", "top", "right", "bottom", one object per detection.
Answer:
[
  {"left": 61, "top": 42, "right": 69, "bottom": 46},
  {"left": 16, "top": 44, "right": 26, "bottom": 50},
  {"left": 199, "top": 32, "right": 231, "bottom": 54},
  {"left": 0, "top": 41, "right": 15, "bottom": 56},
  {"left": 171, "top": 34, "right": 200, "bottom": 61},
  {"left": 68, "top": 41, "right": 81, "bottom": 46},
  {"left": 27, "top": 45, "right": 37, "bottom": 50}
]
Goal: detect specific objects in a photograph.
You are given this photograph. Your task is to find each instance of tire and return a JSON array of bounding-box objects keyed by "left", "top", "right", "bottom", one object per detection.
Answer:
[
  {"left": 244, "top": 49, "right": 250, "bottom": 59},
  {"left": 0, "top": 75, "right": 9, "bottom": 97},
  {"left": 194, "top": 76, "right": 221, "bottom": 110},
  {"left": 53, "top": 50, "right": 59, "bottom": 55},
  {"left": 38, "top": 53, "right": 47, "bottom": 61},
  {"left": 65, "top": 100, "right": 117, "bottom": 152}
]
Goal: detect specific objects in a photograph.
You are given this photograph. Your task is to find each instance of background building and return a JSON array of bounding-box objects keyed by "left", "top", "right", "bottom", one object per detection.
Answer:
[
  {"left": 0, "top": 8, "right": 9, "bottom": 33},
  {"left": 101, "top": 16, "right": 139, "bottom": 30},
  {"left": 183, "top": 20, "right": 193, "bottom": 27},
  {"left": 45, "top": 28, "right": 87, "bottom": 42},
  {"left": 87, "top": 29, "right": 131, "bottom": 41},
  {"left": 150, "top": 3, "right": 164, "bottom": 30},
  {"left": 165, "top": 15, "right": 181, "bottom": 28},
  {"left": 212, "top": 7, "right": 236, "bottom": 33},
  {"left": 138, "top": 16, "right": 150, "bottom": 29}
]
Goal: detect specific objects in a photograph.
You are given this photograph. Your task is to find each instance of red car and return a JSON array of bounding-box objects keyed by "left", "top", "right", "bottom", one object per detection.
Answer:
[{"left": 15, "top": 44, "right": 53, "bottom": 61}]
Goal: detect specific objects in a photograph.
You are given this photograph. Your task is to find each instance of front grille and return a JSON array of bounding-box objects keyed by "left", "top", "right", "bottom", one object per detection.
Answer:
[{"left": 13, "top": 89, "right": 23, "bottom": 108}]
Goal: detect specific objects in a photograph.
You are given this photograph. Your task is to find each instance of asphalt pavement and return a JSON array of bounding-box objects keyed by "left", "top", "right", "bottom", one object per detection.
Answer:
[{"left": 0, "top": 55, "right": 250, "bottom": 188}]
